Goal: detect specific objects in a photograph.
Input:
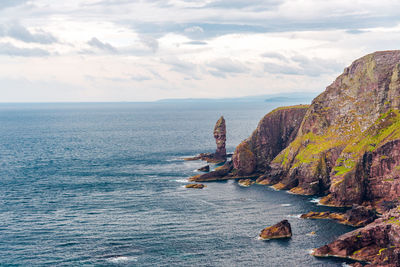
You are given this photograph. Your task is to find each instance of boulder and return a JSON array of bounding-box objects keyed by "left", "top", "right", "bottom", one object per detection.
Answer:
[{"left": 259, "top": 220, "right": 292, "bottom": 240}]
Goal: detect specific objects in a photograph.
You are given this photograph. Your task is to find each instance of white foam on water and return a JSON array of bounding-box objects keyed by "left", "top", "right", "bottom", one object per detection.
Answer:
[
  {"left": 106, "top": 256, "right": 138, "bottom": 263},
  {"left": 174, "top": 179, "right": 188, "bottom": 183},
  {"left": 310, "top": 197, "right": 321, "bottom": 204},
  {"left": 280, "top": 203, "right": 292, "bottom": 207},
  {"left": 287, "top": 214, "right": 302, "bottom": 218}
]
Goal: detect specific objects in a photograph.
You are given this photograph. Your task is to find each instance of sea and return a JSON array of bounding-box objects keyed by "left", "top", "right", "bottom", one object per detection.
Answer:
[{"left": 0, "top": 102, "right": 356, "bottom": 266}]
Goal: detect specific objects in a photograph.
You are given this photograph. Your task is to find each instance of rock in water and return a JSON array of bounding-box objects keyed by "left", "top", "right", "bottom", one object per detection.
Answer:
[
  {"left": 197, "top": 165, "right": 210, "bottom": 172},
  {"left": 214, "top": 116, "right": 226, "bottom": 158},
  {"left": 185, "top": 184, "right": 206, "bottom": 189},
  {"left": 259, "top": 220, "right": 292, "bottom": 240}
]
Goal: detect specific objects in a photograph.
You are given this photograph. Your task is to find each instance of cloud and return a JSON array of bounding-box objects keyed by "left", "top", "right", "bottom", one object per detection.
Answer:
[
  {"left": 0, "top": 0, "right": 28, "bottom": 10},
  {"left": 262, "top": 52, "right": 288, "bottom": 62},
  {"left": 5, "top": 23, "right": 58, "bottom": 44},
  {"left": 264, "top": 54, "right": 343, "bottom": 77},
  {"left": 87, "top": 37, "right": 117, "bottom": 52},
  {"left": 208, "top": 58, "right": 248, "bottom": 77},
  {"left": 140, "top": 35, "right": 159, "bottom": 52},
  {"left": 0, "top": 42, "right": 49, "bottom": 57}
]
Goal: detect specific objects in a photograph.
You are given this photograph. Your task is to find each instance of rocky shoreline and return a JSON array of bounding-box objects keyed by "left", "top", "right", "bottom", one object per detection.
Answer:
[{"left": 184, "top": 50, "right": 400, "bottom": 266}]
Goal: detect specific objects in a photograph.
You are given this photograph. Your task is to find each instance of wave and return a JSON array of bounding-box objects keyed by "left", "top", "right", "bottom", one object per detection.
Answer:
[
  {"left": 287, "top": 214, "right": 302, "bottom": 218},
  {"left": 310, "top": 197, "right": 321, "bottom": 204},
  {"left": 174, "top": 179, "right": 188, "bottom": 183},
  {"left": 106, "top": 256, "right": 138, "bottom": 263},
  {"left": 280, "top": 203, "right": 292, "bottom": 207}
]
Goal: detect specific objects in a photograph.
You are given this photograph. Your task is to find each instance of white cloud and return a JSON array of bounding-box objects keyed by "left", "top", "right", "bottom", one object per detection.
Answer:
[{"left": 0, "top": 0, "right": 399, "bottom": 101}]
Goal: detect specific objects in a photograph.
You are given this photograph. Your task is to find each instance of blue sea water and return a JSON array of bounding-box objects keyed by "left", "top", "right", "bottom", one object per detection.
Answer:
[{"left": 0, "top": 102, "right": 355, "bottom": 266}]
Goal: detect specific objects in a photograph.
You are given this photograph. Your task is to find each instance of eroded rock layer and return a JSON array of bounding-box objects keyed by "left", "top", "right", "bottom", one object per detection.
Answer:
[
  {"left": 269, "top": 51, "right": 400, "bottom": 202},
  {"left": 232, "top": 105, "right": 308, "bottom": 176}
]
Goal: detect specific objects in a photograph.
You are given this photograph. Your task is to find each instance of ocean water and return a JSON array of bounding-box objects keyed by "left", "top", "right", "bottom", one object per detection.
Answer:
[{"left": 0, "top": 102, "right": 355, "bottom": 266}]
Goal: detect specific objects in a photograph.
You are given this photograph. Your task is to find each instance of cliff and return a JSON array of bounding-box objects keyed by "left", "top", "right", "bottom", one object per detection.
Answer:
[
  {"left": 268, "top": 50, "right": 400, "bottom": 204},
  {"left": 232, "top": 105, "right": 308, "bottom": 176}
]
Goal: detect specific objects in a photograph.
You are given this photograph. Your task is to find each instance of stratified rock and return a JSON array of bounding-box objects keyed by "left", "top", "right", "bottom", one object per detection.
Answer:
[
  {"left": 312, "top": 208, "right": 400, "bottom": 265},
  {"left": 345, "top": 205, "right": 378, "bottom": 227},
  {"left": 269, "top": 50, "right": 400, "bottom": 202},
  {"left": 259, "top": 220, "right": 292, "bottom": 240},
  {"left": 238, "top": 179, "right": 255, "bottom": 187},
  {"left": 189, "top": 161, "right": 233, "bottom": 182},
  {"left": 232, "top": 105, "right": 308, "bottom": 176},
  {"left": 197, "top": 165, "right": 210, "bottom": 172},
  {"left": 214, "top": 116, "right": 226, "bottom": 158},
  {"left": 301, "top": 205, "right": 377, "bottom": 227},
  {"left": 185, "top": 183, "right": 206, "bottom": 189}
]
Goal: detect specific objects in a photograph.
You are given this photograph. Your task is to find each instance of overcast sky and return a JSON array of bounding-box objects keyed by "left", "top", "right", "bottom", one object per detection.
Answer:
[{"left": 1, "top": 0, "right": 400, "bottom": 102}]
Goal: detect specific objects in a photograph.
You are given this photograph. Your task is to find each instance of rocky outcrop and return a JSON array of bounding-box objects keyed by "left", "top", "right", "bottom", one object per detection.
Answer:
[
  {"left": 184, "top": 116, "right": 227, "bottom": 163},
  {"left": 301, "top": 205, "right": 377, "bottom": 227},
  {"left": 214, "top": 116, "right": 226, "bottom": 158},
  {"left": 313, "top": 208, "right": 400, "bottom": 265},
  {"left": 238, "top": 179, "right": 255, "bottom": 187},
  {"left": 197, "top": 165, "right": 210, "bottom": 172},
  {"left": 185, "top": 183, "right": 206, "bottom": 189},
  {"left": 267, "top": 51, "right": 400, "bottom": 201},
  {"left": 232, "top": 105, "right": 308, "bottom": 176},
  {"left": 259, "top": 220, "right": 292, "bottom": 240},
  {"left": 189, "top": 161, "right": 233, "bottom": 182}
]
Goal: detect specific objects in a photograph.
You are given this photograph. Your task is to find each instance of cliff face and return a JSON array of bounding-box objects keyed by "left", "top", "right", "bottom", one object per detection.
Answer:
[
  {"left": 270, "top": 50, "right": 400, "bottom": 201},
  {"left": 232, "top": 105, "right": 308, "bottom": 176},
  {"left": 313, "top": 208, "right": 400, "bottom": 265}
]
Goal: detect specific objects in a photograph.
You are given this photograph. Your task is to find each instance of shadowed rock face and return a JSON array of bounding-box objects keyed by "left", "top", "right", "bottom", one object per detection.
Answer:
[
  {"left": 232, "top": 105, "right": 308, "bottom": 176},
  {"left": 214, "top": 116, "right": 226, "bottom": 158}
]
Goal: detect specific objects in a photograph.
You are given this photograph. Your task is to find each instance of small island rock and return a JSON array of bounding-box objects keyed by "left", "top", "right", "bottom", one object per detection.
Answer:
[
  {"left": 185, "top": 184, "right": 206, "bottom": 189},
  {"left": 197, "top": 165, "right": 210, "bottom": 172},
  {"left": 259, "top": 220, "right": 292, "bottom": 240}
]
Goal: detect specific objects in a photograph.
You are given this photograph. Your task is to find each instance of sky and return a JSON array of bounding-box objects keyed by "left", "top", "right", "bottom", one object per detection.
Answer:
[{"left": 1, "top": 0, "right": 400, "bottom": 102}]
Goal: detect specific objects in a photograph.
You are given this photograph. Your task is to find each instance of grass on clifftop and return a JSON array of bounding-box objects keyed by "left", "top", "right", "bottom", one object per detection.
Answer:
[{"left": 273, "top": 109, "right": 400, "bottom": 180}]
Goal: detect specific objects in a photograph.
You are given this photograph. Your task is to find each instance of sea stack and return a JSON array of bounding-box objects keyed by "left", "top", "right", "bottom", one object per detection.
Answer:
[{"left": 214, "top": 116, "right": 226, "bottom": 159}]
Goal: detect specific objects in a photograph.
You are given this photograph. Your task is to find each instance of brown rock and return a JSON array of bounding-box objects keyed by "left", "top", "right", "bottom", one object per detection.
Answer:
[
  {"left": 214, "top": 116, "right": 226, "bottom": 158},
  {"left": 301, "top": 205, "right": 377, "bottom": 227},
  {"left": 238, "top": 179, "right": 255, "bottom": 187},
  {"left": 232, "top": 105, "right": 308, "bottom": 176},
  {"left": 189, "top": 161, "right": 233, "bottom": 182},
  {"left": 259, "top": 220, "right": 292, "bottom": 240},
  {"left": 312, "top": 208, "right": 400, "bottom": 265},
  {"left": 271, "top": 50, "right": 400, "bottom": 199},
  {"left": 185, "top": 183, "right": 206, "bottom": 189},
  {"left": 197, "top": 165, "right": 210, "bottom": 172}
]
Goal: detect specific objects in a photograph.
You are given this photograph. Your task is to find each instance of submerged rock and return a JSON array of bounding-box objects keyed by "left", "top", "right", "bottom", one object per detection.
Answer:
[
  {"left": 185, "top": 183, "right": 206, "bottom": 189},
  {"left": 259, "top": 220, "right": 292, "bottom": 240},
  {"left": 238, "top": 179, "right": 255, "bottom": 187}
]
